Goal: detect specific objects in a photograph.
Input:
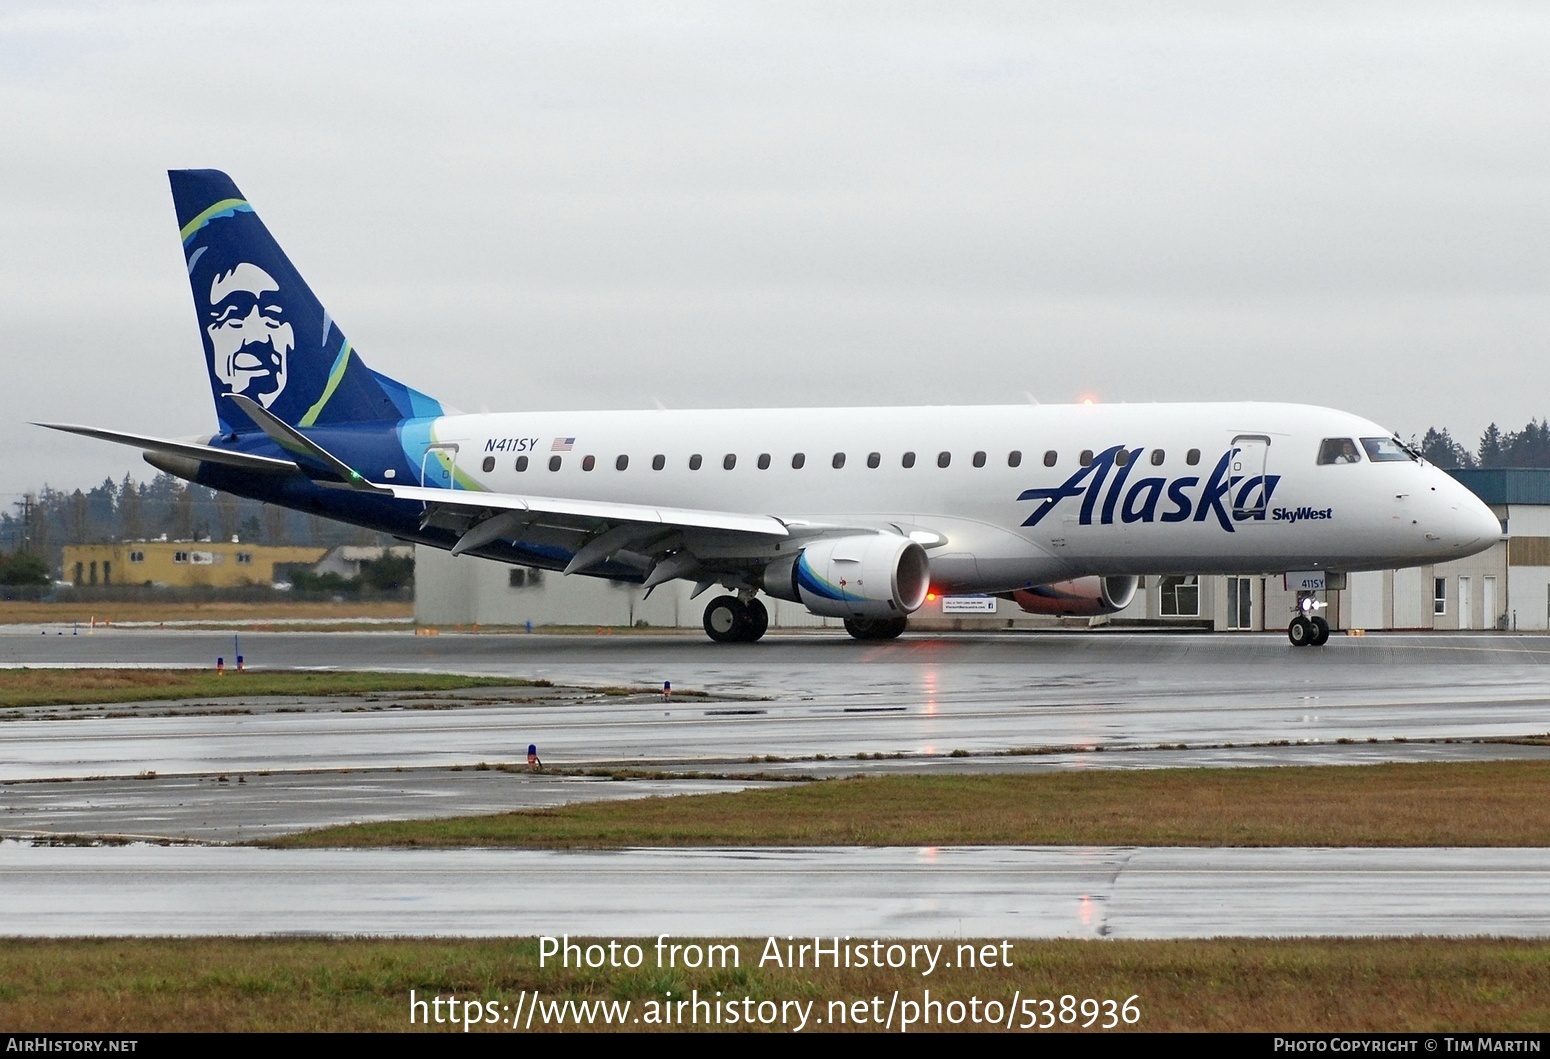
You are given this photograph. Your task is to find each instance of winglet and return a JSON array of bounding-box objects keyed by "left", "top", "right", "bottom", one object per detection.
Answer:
[{"left": 225, "top": 394, "right": 387, "bottom": 492}]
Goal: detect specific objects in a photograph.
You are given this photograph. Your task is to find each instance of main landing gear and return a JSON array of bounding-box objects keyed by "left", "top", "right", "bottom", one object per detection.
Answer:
[
  {"left": 843, "top": 616, "right": 908, "bottom": 641},
  {"left": 1288, "top": 615, "right": 1330, "bottom": 647},
  {"left": 702, "top": 595, "right": 769, "bottom": 643}
]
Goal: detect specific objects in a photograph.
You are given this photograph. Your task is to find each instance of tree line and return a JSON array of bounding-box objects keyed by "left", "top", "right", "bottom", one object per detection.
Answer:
[
  {"left": 1, "top": 472, "right": 390, "bottom": 577},
  {"left": 1418, "top": 419, "right": 1550, "bottom": 471}
]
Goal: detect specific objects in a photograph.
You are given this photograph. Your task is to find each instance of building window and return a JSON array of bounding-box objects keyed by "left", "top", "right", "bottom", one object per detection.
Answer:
[
  {"left": 937, "top": 451, "right": 951, "bottom": 468},
  {"left": 758, "top": 453, "right": 771, "bottom": 470},
  {"left": 236, "top": 552, "right": 253, "bottom": 564},
  {"left": 509, "top": 567, "right": 545, "bottom": 589},
  {"left": 1044, "top": 450, "right": 1057, "bottom": 467},
  {"left": 102, "top": 561, "right": 110, "bottom": 585},
  {"left": 832, "top": 452, "right": 846, "bottom": 469},
  {"left": 723, "top": 454, "right": 736, "bottom": 470},
  {"left": 867, "top": 452, "right": 880, "bottom": 469},
  {"left": 689, "top": 454, "right": 703, "bottom": 470},
  {"left": 174, "top": 551, "right": 190, "bottom": 563},
  {"left": 582, "top": 455, "right": 596, "bottom": 471},
  {"left": 792, "top": 452, "right": 806, "bottom": 469},
  {"left": 1186, "top": 449, "right": 1201, "bottom": 466},
  {"left": 516, "top": 456, "right": 528, "bottom": 472},
  {"left": 902, "top": 451, "right": 916, "bottom": 468},
  {"left": 1226, "top": 576, "right": 1252, "bottom": 629},
  {"left": 1159, "top": 575, "right": 1199, "bottom": 617},
  {"left": 1008, "top": 450, "right": 1022, "bottom": 468},
  {"left": 1434, "top": 578, "right": 1447, "bottom": 615},
  {"left": 616, "top": 455, "right": 629, "bottom": 471},
  {"left": 548, "top": 455, "right": 562, "bottom": 471},
  {"left": 129, "top": 551, "right": 145, "bottom": 563},
  {"left": 481, "top": 456, "right": 495, "bottom": 473},
  {"left": 652, "top": 454, "right": 665, "bottom": 471}
]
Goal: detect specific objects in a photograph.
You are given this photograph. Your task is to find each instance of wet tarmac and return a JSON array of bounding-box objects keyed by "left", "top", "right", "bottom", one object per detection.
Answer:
[{"left": 3, "top": 841, "right": 1547, "bottom": 939}]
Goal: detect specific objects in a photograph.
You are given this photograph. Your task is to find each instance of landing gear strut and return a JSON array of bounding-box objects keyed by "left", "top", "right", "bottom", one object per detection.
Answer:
[{"left": 702, "top": 595, "right": 768, "bottom": 643}]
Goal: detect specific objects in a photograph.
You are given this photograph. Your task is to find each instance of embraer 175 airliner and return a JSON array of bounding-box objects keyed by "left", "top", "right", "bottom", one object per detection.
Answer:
[{"left": 41, "top": 170, "right": 1501, "bottom": 646}]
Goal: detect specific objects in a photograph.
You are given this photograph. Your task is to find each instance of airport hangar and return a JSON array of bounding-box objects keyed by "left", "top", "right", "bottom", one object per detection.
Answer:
[{"left": 415, "top": 467, "right": 1548, "bottom": 635}]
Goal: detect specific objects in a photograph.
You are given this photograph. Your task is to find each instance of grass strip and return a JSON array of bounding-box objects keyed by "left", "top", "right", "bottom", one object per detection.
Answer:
[
  {"left": 0, "top": 668, "right": 541, "bottom": 709},
  {"left": 0, "top": 937, "right": 1546, "bottom": 1032},
  {"left": 276, "top": 759, "right": 1550, "bottom": 849}
]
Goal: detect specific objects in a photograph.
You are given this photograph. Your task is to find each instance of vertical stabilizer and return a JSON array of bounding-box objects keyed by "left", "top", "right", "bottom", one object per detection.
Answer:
[{"left": 170, "top": 170, "right": 443, "bottom": 434}]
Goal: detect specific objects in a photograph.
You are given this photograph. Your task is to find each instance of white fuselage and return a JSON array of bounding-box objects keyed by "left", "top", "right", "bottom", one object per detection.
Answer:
[{"left": 413, "top": 401, "right": 1500, "bottom": 594}]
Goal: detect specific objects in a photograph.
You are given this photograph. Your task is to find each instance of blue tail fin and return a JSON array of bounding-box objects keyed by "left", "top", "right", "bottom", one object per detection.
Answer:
[{"left": 170, "top": 170, "right": 444, "bottom": 435}]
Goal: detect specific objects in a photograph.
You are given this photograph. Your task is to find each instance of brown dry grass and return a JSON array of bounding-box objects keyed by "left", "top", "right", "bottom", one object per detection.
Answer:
[
  {"left": 276, "top": 760, "right": 1550, "bottom": 849},
  {"left": 0, "top": 668, "right": 532, "bottom": 708},
  {"left": 0, "top": 600, "right": 411, "bottom": 625},
  {"left": 0, "top": 937, "right": 1545, "bottom": 1032}
]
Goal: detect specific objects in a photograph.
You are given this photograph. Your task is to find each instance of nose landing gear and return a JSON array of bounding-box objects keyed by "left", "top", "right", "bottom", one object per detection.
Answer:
[
  {"left": 1288, "top": 592, "right": 1331, "bottom": 647},
  {"left": 1288, "top": 615, "right": 1329, "bottom": 647}
]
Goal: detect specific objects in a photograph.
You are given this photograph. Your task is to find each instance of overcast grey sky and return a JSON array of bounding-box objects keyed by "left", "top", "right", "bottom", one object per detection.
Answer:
[{"left": 3, "top": 1, "right": 1547, "bottom": 502}]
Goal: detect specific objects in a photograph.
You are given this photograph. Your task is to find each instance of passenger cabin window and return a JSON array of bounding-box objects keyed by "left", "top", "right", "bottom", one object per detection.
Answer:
[
  {"left": 1318, "top": 438, "right": 1363, "bottom": 465},
  {"left": 1115, "top": 449, "right": 1130, "bottom": 467},
  {"left": 1150, "top": 449, "right": 1165, "bottom": 466},
  {"left": 972, "top": 450, "right": 986, "bottom": 468},
  {"left": 1186, "top": 449, "right": 1201, "bottom": 466},
  {"left": 689, "top": 454, "right": 703, "bottom": 470},
  {"left": 652, "top": 454, "right": 665, "bottom": 471},
  {"left": 1362, "top": 437, "right": 1415, "bottom": 462},
  {"left": 549, "top": 455, "right": 562, "bottom": 471},
  {"left": 582, "top": 455, "right": 596, "bottom": 471},
  {"left": 1008, "top": 450, "right": 1022, "bottom": 468},
  {"left": 616, "top": 455, "right": 629, "bottom": 471},
  {"left": 902, "top": 451, "right": 916, "bottom": 468},
  {"left": 792, "top": 452, "right": 806, "bottom": 469},
  {"left": 723, "top": 454, "right": 737, "bottom": 470},
  {"left": 1043, "top": 450, "right": 1057, "bottom": 467},
  {"left": 758, "top": 453, "right": 771, "bottom": 470},
  {"left": 516, "top": 455, "right": 529, "bottom": 471},
  {"left": 937, "top": 451, "right": 951, "bottom": 468},
  {"left": 867, "top": 452, "right": 880, "bottom": 469},
  {"left": 481, "top": 456, "right": 495, "bottom": 473},
  {"left": 832, "top": 452, "right": 846, "bottom": 469},
  {"left": 1079, "top": 450, "right": 1093, "bottom": 467}
]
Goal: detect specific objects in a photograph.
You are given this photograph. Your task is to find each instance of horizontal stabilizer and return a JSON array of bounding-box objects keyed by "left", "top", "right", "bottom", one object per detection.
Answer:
[{"left": 34, "top": 422, "right": 298, "bottom": 474}]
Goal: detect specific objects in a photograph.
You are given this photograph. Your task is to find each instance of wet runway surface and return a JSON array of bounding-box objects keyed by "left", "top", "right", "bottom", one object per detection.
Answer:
[
  {"left": 4, "top": 841, "right": 1547, "bottom": 939},
  {"left": 4, "top": 628, "right": 1550, "bottom": 841}
]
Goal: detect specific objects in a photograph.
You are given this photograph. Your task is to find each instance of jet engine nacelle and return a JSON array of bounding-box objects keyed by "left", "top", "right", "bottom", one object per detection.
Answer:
[
  {"left": 763, "top": 533, "right": 930, "bottom": 619},
  {"left": 1011, "top": 575, "right": 1140, "bottom": 617}
]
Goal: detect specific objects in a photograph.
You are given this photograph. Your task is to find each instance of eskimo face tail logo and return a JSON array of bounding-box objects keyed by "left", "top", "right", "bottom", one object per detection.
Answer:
[{"left": 205, "top": 262, "right": 292, "bottom": 408}]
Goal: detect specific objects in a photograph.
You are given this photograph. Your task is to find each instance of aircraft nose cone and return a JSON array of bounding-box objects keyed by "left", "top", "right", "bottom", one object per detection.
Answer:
[{"left": 1446, "top": 484, "right": 1501, "bottom": 552}]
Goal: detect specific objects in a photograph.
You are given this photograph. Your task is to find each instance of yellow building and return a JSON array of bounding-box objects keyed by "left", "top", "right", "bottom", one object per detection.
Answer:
[{"left": 61, "top": 541, "right": 327, "bottom": 588}]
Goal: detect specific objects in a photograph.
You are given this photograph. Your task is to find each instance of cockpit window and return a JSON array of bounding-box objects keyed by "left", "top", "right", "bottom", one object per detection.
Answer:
[
  {"left": 1317, "top": 438, "right": 1363, "bottom": 465},
  {"left": 1361, "top": 436, "right": 1416, "bottom": 462}
]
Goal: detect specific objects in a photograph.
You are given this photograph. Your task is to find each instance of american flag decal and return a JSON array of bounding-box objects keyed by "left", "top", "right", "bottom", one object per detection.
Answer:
[{"left": 551, "top": 437, "right": 575, "bottom": 452}]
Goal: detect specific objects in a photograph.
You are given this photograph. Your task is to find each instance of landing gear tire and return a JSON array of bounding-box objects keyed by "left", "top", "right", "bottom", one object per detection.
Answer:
[
  {"left": 739, "top": 598, "right": 769, "bottom": 642},
  {"left": 1310, "top": 616, "right": 1330, "bottom": 646},
  {"left": 703, "top": 595, "right": 747, "bottom": 643},
  {"left": 844, "top": 616, "right": 908, "bottom": 641},
  {"left": 1288, "top": 616, "right": 1314, "bottom": 647}
]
